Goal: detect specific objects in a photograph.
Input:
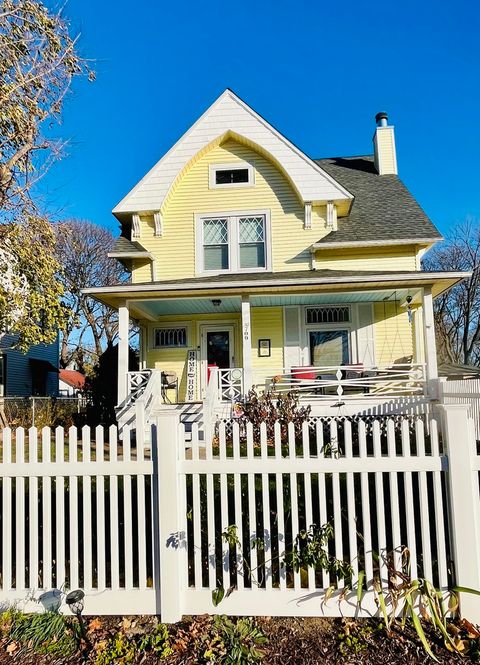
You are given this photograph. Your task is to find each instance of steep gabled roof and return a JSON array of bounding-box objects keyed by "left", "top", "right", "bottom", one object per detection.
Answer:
[
  {"left": 113, "top": 89, "right": 353, "bottom": 216},
  {"left": 313, "top": 155, "right": 442, "bottom": 245}
]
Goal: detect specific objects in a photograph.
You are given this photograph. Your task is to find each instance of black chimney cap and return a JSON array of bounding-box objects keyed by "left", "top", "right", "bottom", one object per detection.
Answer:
[{"left": 375, "top": 111, "right": 388, "bottom": 124}]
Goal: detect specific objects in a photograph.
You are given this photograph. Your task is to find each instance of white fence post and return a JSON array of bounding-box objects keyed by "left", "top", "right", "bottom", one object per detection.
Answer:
[
  {"left": 153, "top": 411, "right": 183, "bottom": 623},
  {"left": 439, "top": 404, "right": 480, "bottom": 622}
]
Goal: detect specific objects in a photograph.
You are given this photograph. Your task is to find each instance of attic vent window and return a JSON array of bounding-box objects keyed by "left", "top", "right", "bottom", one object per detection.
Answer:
[
  {"left": 306, "top": 306, "right": 350, "bottom": 324},
  {"left": 217, "top": 168, "right": 248, "bottom": 184},
  {"left": 154, "top": 327, "right": 188, "bottom": 348},
  {"left": 210, "top": 162, "right": 254, "bottom": 189}
]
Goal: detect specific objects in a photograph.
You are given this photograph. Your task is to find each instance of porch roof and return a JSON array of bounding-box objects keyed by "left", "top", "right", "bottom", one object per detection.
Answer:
[{"left": 84, "top": 268, "right": 469, "bottom": 316}]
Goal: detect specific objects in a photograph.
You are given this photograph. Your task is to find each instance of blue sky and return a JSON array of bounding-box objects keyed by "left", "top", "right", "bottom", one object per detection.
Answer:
[{"left": 40, "top": 0, "right": 480, "bottom": 236}]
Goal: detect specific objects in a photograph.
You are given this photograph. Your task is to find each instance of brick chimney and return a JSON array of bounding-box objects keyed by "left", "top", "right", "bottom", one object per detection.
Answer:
[{"left": 373, "top": 112, "right": 398, "bottom": 175}]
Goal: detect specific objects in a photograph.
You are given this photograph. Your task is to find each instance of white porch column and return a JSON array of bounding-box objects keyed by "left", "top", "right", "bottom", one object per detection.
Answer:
[
  {"left": 117, "top": 301, "right": 130, "bottom": 405},
  {"left": 422, "top": 286, "right": 438, "bottom": 390},
  {"left": 241, "top": 296, "right": 252, "bottom": 391}
]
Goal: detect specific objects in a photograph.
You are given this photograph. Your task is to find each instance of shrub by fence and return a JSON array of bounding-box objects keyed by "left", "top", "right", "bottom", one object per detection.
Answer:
[{"left": 0, "top": 397, "right": 85, "bottom": 429}]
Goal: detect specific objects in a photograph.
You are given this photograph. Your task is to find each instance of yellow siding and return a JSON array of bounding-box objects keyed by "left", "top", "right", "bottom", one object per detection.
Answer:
[
  {"left": 144, "top": 313, "right": 241, "bottom": 401},
  {"left": 131, "top": 257, "right": 152, "bottom": 283},
  {"left": 373, "top": 302, "right": 414, "bottom": 366},
  {"left": 374, "top": 127, "right": 397, "bottom": 175},
  {"left": 251, "top": 307, "right": 284, "bottom": 384},
  {"left": 132, "top": 139, "right": 329, "bottom": 282},
  {"left": 315, "top": 246, "right": 418, "bottom": 272},
  {"left": 142, "top": 308, "right": 285, "bottom": 399}
]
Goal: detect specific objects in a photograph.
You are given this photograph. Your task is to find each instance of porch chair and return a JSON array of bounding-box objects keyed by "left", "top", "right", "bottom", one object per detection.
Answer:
[{"left": 161, "top": 371, "right": 179, "bottom": 403}]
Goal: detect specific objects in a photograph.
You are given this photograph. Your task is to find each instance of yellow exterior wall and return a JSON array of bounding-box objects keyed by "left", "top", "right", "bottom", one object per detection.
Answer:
[
  {"left": 144, "top": 312, "right": 241, "bottom": 401},
  {"left": 142, "top": 307, "right": 284, "bottom": 399},
  {"left": 250, "top": 307, "right": 284, "bottom": 386},
  {"left": 132, "top": 139, "right": 328, "bottom": 282},
  {"left": 373, "top": 302, "right": 414, "bottom": 366},
  {"left": 315, "top": 246, "right": 418, "bottom": 272},
  {"left": 374, "top": 127, "right": 397, "bottom": 175}
]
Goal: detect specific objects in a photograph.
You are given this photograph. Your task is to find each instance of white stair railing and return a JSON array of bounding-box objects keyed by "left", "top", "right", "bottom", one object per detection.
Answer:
[
  {"left": 117, "top": 369, "right": 162, "bottom": 435},
  {"left": 203, "top": 367, "right": 220, "bottom": 445}
]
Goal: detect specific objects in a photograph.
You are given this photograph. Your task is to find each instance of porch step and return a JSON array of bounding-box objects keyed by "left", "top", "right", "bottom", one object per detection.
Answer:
[{"left": 147, "top": 402, "right": 205, "bottom": 442}]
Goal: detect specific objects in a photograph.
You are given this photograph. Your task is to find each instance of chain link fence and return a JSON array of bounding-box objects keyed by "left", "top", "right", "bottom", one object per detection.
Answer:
[{"left": 0, "top": 396, "right": 86, "bottom": 429}]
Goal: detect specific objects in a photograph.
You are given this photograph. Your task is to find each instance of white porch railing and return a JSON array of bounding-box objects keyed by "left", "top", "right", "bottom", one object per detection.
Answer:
[
  {"left": 252, "top": 363, "right": 426, "bottom": 399},
  {"left": 127, "top": 370, "right": 152, "bottom": 402}
]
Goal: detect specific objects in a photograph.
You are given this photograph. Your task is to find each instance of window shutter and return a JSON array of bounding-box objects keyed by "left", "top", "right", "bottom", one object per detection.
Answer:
[
  {"left": 283, "top": 306, "right": 301, "bottom": 369},
  {"left": 356, "top": 303, "right": 375, "bottom": 366}
]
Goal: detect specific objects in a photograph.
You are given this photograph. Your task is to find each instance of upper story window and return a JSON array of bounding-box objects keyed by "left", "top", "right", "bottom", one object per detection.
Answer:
[
  {"left": 196, "top": 210, "right": 271, "bottom": 275},
  {"left": 209, "top": 162, "right": 254, "bottom": 189}
]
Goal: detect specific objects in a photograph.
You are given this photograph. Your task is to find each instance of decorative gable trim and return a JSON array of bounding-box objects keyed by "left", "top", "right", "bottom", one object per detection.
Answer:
[
  {"left": 304, "top": 203, "right": 312, "bottom": 229},
  {"left": 131, "top": 213, "right": 141, "bottom": 238},
  {"left": 153, "top": 211, "right": 163, "bottom": 237},
  {"left": 326, "top": 202, "right": 337, "bottom": 228},
  {"left": 113, "top": 90, "right": 353, "bottom": 216}
]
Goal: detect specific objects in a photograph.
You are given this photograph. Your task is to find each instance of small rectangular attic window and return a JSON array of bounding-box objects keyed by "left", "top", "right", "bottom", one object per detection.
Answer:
[
  {"left": 216, "top": 168, "right": 249, "bottom": 184},
  {"left": 209, "top": 162, "right": 254, "bottom": 188}
]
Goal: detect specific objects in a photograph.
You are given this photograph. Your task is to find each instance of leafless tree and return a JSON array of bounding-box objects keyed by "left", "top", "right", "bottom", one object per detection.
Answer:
[
  {"left": 54, "top": 220, "right": 128, "bottom": 369},
  {"left": 423, "top": 218, "right": 480, "bottom": 366}
]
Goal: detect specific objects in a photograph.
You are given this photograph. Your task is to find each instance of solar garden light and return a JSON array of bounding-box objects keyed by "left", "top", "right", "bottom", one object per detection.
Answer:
[{"left": 65, "top": 589, "right": 88, "bottom": 641}]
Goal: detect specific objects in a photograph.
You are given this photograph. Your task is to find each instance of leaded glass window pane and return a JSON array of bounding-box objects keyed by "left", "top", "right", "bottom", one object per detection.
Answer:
[
  {"left": 239, "top": 216, "right": 265, "bottom": 269},
  {"left": 155, "top": 327, "right": 187, "bottom": 347},
  {"left": 203, "top": 218, "right": 228, "bottom": 244},
  {"left": 239, "top": 217, "right": 264, "bottom": 243},
  {"left": 306, "top": 306, "right": 350, "bottom": 324},
  {"left": 203, "top": 218, "right": 229, "bottom": 271}
]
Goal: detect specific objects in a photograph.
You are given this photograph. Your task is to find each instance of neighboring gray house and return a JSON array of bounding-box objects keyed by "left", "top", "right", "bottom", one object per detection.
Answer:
[{"left": 0, "top": 334, "right": 59, "bottom": 397}]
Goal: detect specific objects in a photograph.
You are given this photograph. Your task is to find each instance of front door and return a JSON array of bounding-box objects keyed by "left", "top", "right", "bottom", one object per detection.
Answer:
[{"left": 200, "top": 325, "right": 235, "bottom": 398}]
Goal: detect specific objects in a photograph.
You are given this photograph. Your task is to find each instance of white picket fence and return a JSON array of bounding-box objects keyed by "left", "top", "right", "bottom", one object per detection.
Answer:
[
  {"left": 438, "top": 378, "right": 480, "bottom": 440},
  {"left": 1, "top": 405, "right": 480, "bottom": 622},
  {"left": 173, "top": 416, "right": 450, "bottom": 619},
  {"left": 0, "top": 424, "right": 159, "bottom": 615}
]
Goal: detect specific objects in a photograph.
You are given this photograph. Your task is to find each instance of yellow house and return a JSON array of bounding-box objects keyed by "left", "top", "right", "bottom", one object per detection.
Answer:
[{"left": 85, "top": 91, "right": 467, "bottom": 426}]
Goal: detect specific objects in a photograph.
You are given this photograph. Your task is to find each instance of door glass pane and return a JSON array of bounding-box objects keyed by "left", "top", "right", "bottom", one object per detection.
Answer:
[
  {"left": 207, "top": 331, "right": 230, "bottom": 368},
  {"left": 309, "top": 330, "right": 349, "bottom": 366}
]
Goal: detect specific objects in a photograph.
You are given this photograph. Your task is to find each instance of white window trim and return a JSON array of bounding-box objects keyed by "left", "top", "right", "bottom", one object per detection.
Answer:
[
  {"left": 301, "top": 304, "right": 357, "bottom": 365},
  {"left": 195, "top": 209, "right": 272, "bottom": 276},
  {"left": 209, "top": 162, "right": 255, "bottom": 189},
  {"left": 151, "top": 323, "right": 192, "bottom": 349}
]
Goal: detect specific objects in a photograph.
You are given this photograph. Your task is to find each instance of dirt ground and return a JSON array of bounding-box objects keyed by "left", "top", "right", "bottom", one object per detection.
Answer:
[{"left": 0, "top": 615, "right": 476, "bottom": 664}]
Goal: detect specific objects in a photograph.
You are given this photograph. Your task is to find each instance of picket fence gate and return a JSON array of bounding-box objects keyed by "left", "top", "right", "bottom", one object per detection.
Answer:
[{"left": 1, "top": 405, "right": 480, "bottom": 622}]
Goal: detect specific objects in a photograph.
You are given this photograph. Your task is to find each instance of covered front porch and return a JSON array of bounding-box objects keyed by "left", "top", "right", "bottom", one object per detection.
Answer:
[
  {"left": 111, "top": 276, "right": 453, "bottom": 416},
  {"left": 81, "top": 268, "right": 468, "bottom": 433}
]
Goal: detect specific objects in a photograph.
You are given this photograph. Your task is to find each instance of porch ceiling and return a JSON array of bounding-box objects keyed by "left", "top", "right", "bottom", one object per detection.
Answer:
[
  {"left": 133, "top": 296, "right": 242, "bottom": 317},
  {"left": 129, "top": 288, "right": 420, "bottom": 319},
  {"left": 250, "top": 289, "right": 418, "bottom": 306}
]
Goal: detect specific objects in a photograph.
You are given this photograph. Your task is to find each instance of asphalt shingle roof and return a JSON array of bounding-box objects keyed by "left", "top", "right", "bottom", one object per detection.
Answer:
[
  {"left": 315, "top": 155, "right": 442, "bottom": 244},
  {"left": 111, "top": 237, "right": 150, "bottom": 253}
]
